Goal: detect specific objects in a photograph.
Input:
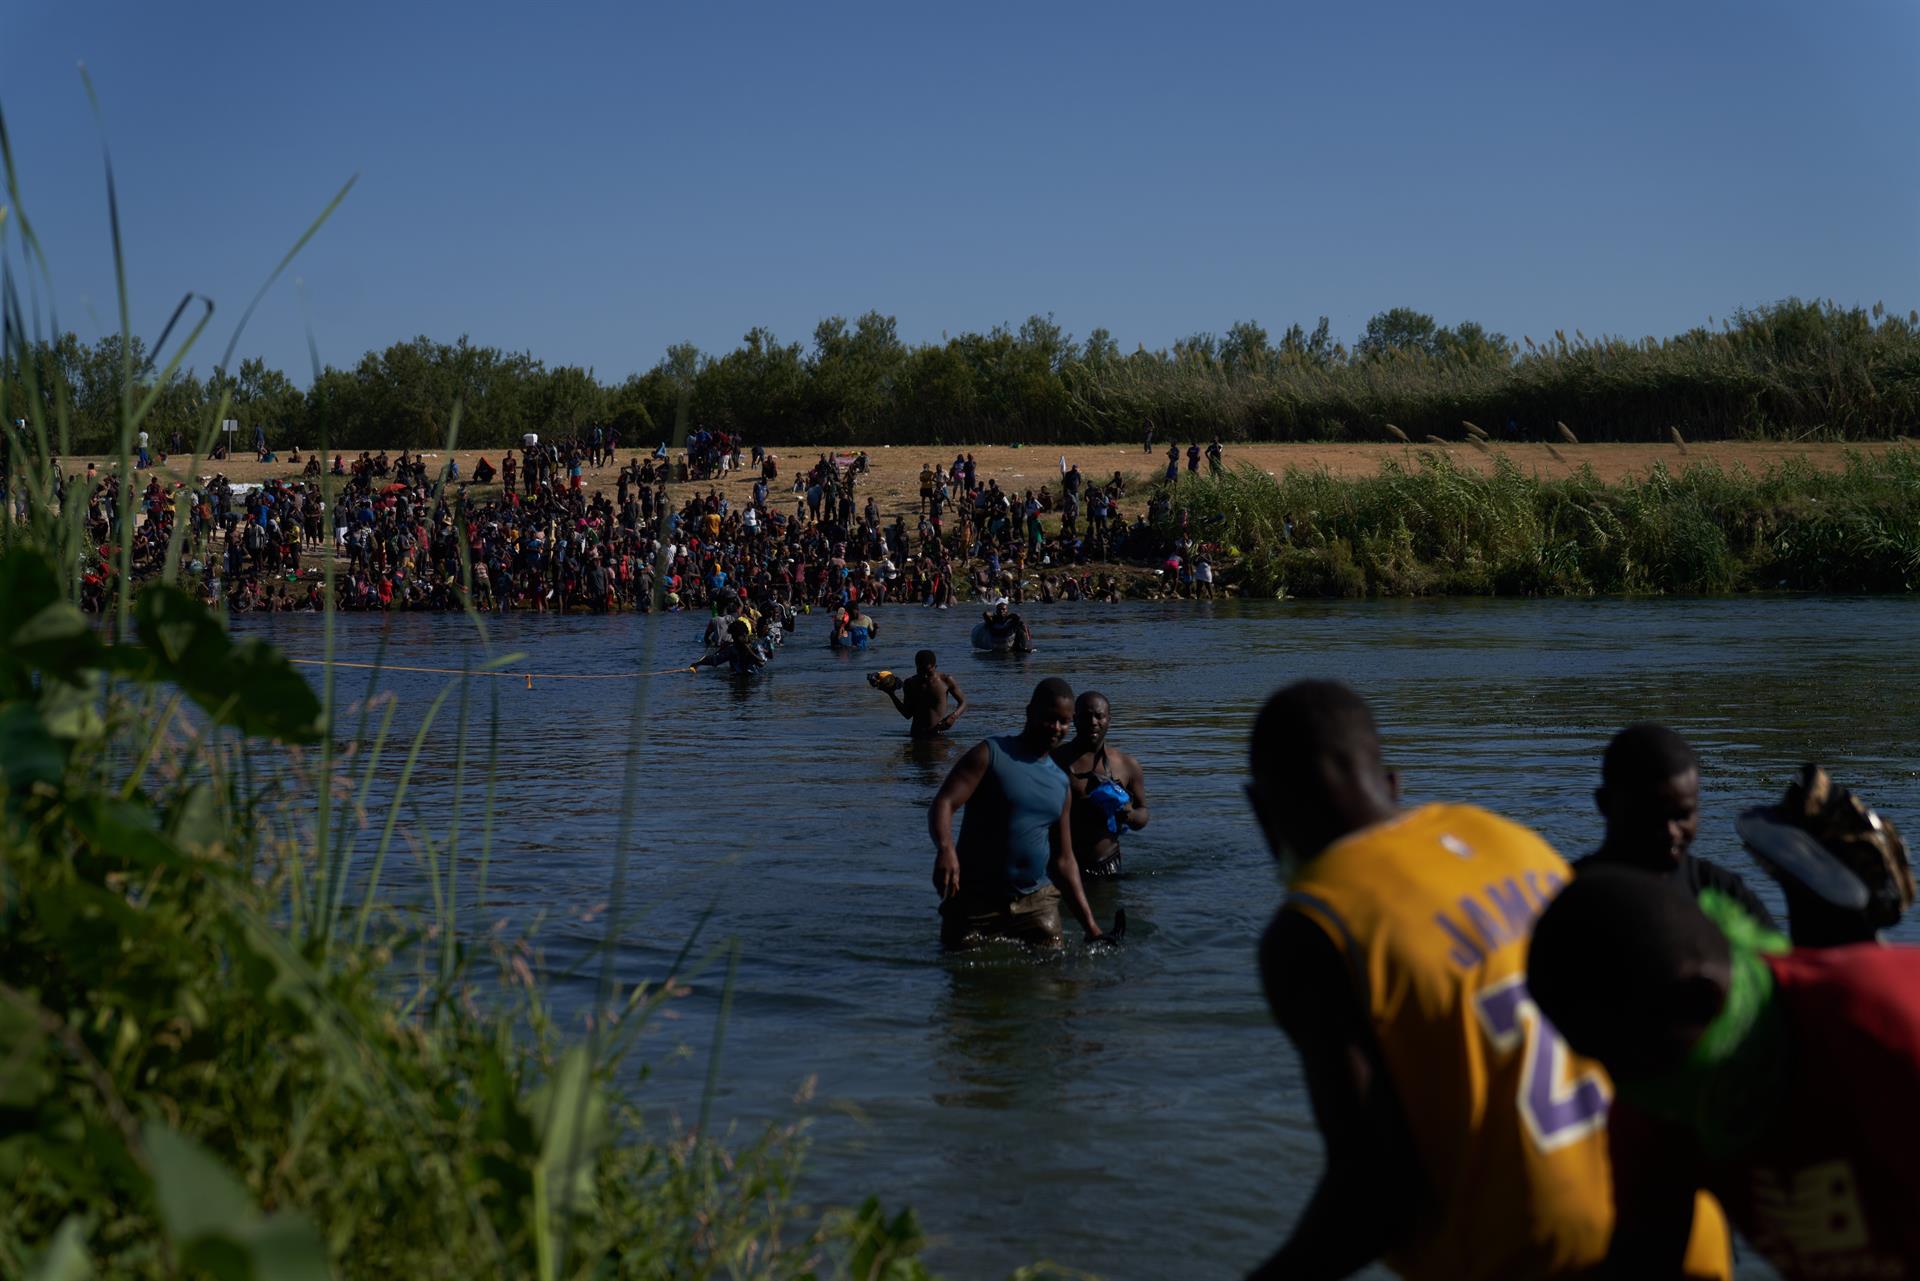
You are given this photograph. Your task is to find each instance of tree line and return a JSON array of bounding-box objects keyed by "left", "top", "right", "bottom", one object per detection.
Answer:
[{"left": 6, "top": 299, "right": 1915, "bottom": 454}]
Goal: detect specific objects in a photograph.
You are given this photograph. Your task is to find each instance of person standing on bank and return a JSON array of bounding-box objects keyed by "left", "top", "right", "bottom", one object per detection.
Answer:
[
  {"left": 929, "top": 678, "right": 1108, "bottom": 949},
  {"left": 1053, "top": 691, "right": 1150, "bottom": 877}
]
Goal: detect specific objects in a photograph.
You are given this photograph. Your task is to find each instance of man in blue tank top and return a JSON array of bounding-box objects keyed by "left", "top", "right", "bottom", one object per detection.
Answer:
[{"left": 929, "top": 678, "right": 1108, "bottom": 949}]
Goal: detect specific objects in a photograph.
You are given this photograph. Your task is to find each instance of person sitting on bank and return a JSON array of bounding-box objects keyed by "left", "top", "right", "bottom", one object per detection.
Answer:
[{"left": 928, "top": 677, "right": 1108, "bottom": 950}]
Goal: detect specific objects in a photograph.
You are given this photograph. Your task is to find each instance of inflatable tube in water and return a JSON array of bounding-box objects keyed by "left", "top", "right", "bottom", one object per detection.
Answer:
[{"left": 971, "top": 622, "right": 1032, "bottom": 653}]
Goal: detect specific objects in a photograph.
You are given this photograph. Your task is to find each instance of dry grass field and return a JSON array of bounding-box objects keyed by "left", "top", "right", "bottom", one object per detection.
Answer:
[{"left": 103, "top": 439, "right": 1911, "bottom": 520}]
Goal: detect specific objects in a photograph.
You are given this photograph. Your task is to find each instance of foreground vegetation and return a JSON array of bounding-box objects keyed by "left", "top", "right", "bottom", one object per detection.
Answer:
[
  {"left": 1179, "top": 447, "right": 1920, "bottom": 598},
  {"left": 7, "top": 298, "right": 1918, "bottom": 453},
  {"left": 0, "top": 118, "right": 985, "bottom": 1279},
  {"left": 0, "top": 532, "right": 971, "bottom": 1279}
]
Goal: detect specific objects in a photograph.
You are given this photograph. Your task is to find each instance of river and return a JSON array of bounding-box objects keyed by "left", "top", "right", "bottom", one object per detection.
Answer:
[{"left": 245, "top": 597, "right": 1920, "bottom": 1280}]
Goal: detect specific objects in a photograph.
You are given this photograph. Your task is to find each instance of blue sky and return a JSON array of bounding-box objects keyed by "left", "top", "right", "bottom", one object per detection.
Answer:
[{"left": 4, "top": 0, "right": 1915, "bottom": 384}]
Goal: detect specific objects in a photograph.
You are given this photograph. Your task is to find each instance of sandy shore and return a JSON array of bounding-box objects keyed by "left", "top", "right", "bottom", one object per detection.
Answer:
[{"left": 99, "top": 439, "right": 1902, "bottom": 522}]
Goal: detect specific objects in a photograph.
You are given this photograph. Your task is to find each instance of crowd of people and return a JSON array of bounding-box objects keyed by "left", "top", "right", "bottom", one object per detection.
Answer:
[
  {"left": 926, "top": 670, "right": 1919, "bottom": 1278},
  {"left": 8, "top": 427, "right": 1239, "bottom": 616}
]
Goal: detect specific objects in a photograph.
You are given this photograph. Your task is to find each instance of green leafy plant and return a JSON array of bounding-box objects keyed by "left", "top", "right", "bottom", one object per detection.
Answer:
[
  {"left": 1, "top": 96, "right": 975, "bottom": 1281},
  {"left": 1167, "top": 449, "right": 1920, "bottom": 598}
]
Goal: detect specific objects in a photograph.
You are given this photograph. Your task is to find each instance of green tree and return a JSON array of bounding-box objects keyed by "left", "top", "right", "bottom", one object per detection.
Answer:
[
  {"left": 1433, "top": 320, "right": 1515, "bottom": 367},
  {"left": 1220, "top": 320, "right": 1271, "bottom": 376},
  {"left": 1278, "top": 317, "right": 1337, "bottom": 367},
  {"left": 1356, "top": 307, "right": 1440, "bottom": 360}
]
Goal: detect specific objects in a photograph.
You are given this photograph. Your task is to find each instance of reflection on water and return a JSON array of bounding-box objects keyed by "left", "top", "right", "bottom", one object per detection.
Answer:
[{"left": 244, "top": 596, "right": 1918, "bottom": 1281}]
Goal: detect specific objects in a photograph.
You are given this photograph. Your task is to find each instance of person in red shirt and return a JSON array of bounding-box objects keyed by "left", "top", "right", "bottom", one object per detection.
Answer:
[{"left": 1529, "top": 862, "right": 1920, "bottom": 1279}]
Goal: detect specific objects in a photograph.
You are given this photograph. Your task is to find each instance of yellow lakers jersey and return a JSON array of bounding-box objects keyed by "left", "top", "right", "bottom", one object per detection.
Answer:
[{"left": 1284, "top": 803, "right": 1728, "bottom": 1281}]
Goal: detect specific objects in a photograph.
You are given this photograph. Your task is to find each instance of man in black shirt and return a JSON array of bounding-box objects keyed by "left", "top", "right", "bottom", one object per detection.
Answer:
[{"left": 1575, "top": 723, "right": 1778, "bottom": 930}]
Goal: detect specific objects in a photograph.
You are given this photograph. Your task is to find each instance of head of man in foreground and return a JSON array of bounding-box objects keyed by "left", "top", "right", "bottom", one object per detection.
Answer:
[{"left": 1247, "top": 679, "right": 1399, "bottom": 873}]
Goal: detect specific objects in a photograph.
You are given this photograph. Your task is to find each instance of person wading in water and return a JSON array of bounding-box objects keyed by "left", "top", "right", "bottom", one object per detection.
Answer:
[
  {"left": 685, "top": 617, "right": 768, "bottom": 675},
  {"left": 1053, "top": 691, "right": 1150, "bottom": 877},
  {"left": 1576, "top": 724, "right": 1777, "bottom": 930},
  {"left": 875, "top": 649, "right": 967, "bottom": 740},
  {"left": 928, "top": 678, "right": 1108, "bottom": 950}
]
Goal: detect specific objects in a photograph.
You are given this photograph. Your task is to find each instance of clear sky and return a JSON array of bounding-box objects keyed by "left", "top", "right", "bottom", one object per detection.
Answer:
[{"left": 4, "top": 0, "right": 1915, "bottom": 384}]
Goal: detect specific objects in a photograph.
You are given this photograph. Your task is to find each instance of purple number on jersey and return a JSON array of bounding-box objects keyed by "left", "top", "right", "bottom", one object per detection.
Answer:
[{"left": 1475, "top": 975, "right": 1609, "bottom": 1152}]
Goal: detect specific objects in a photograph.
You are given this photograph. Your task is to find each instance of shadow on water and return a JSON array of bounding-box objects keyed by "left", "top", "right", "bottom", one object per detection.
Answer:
[
  {"left": 902, "top": 734, "right": 962, "bottom": 785},
  {"left": 932, "top": 950, "right": 1108, "bottom": 1112}
]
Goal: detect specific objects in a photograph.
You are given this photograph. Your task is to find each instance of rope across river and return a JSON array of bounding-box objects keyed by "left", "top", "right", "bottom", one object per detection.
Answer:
[{"left": 285, "top": 658, "right": 692, "bottom": 686}]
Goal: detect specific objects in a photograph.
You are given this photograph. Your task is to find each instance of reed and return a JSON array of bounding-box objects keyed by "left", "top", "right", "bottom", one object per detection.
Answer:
[{"left": 1170, "top": 450, "right": 1920, "bottom": 598}]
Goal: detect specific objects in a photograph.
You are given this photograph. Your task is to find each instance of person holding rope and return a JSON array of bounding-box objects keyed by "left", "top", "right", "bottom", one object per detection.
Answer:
[{"left": 686, "top": 617, "right": 769, "bottom": 675}]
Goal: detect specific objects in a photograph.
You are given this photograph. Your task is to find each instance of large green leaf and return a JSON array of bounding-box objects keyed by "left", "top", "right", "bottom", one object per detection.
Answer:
[
  {"left": 22, "top": 1216, "right": 91, "bottom": 1281},
  {"left": 0, "top": 547, "right": 90, "bottom": 696},
  {"left": 164, "top": 783, "right": 224, "bottom": 855},
  {"left": 0, "top": 998, "right": 54, "bottom": 1108},
  {"left": 180, "top": 1216, "right": 330, "bottom": 1281},
  {"left": 0, "top": 703, "right": 68, "bottom": 798},
  {"left": 0, "top": 545, "right": 62, "bottom": 624},
  {"left": 144, "top": 1123, "right": 254, "bottom": 1245},
  {"left": 0, "top": 545, "right": 74, "bottom": 695},
  {"left": 132, "top": 586, "right": 323, "bottom": 743},
  {"left": 532, "top": 1044, "right": 609, "bottom": 1213},
  {"left": 143, "top": 1122, "right": 331, "bottom": 1281},
  {"left": 11, "top": 601, "right": 106, "bottom": 686},
  {"left": 67, "top": 795, "right": 188, "bottom": 872},
  {"left": 37, "top": 677, "right": 105, "bottom": 744}
]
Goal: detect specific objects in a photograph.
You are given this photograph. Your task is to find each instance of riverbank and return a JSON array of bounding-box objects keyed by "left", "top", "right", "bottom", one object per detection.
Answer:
[{"left": 106, "top": 439, "right": 1919, "bottom": 602}]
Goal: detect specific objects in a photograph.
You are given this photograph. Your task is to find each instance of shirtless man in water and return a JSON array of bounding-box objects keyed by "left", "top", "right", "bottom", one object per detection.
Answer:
[
  {"left": 1052, "top": 691, "right": 1149, "bottom": 876},
  {"left": 980, "top": 599, "right": 1032, "bottom": 651},
  {"left": 877, "top": 649, "right": 967, "bottom": 739}
]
